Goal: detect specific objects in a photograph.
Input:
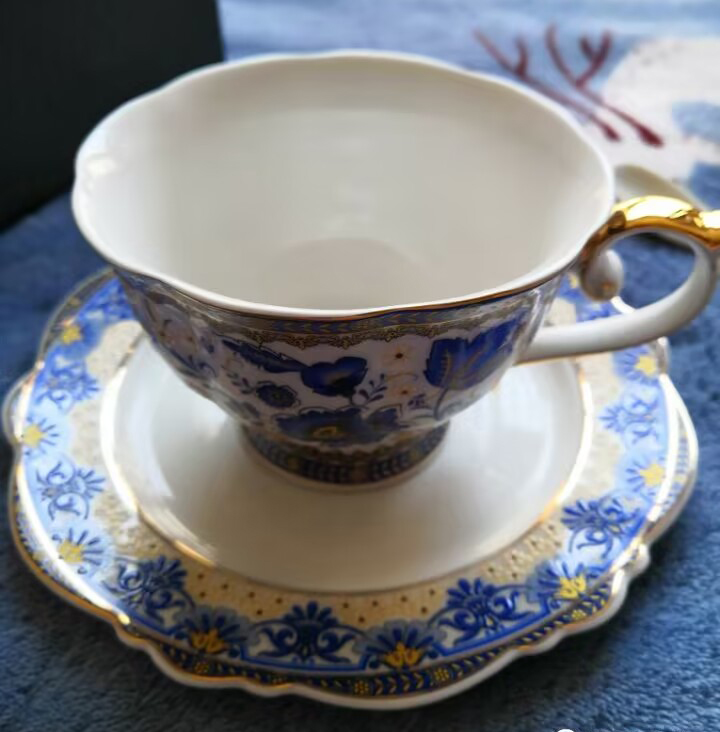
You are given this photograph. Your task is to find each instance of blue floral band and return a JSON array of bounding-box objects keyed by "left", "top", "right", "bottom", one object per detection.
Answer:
[
  {"left": 120, "top": 268, "right": 545, "bottom": 483},
  {"left": 246, "top": 423, "right": 448, "bottom": 484}
]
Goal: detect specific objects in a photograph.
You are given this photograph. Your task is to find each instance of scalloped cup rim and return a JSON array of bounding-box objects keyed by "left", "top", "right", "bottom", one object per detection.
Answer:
[{"left": 71, "top": 50, "right": 614, "bottom": 320}]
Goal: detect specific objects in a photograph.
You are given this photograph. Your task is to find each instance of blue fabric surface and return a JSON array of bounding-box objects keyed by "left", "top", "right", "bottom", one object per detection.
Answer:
[{"left": 3, "top": 2, "right": 720, "bottom": 729}]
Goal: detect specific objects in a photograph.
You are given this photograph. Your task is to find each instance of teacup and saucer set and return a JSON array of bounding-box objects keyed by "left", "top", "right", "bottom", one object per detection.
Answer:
[{"left": 5, "top": 52, "right": 720, "bottom": 709}]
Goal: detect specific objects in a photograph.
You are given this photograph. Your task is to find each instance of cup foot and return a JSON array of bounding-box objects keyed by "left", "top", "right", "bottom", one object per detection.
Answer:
[{"left": 243, "top": 426, "right": 449, "bottom": 486}]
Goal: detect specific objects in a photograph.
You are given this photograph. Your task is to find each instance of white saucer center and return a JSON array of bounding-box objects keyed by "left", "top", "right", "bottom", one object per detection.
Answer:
[{"left": 105, "top": 341, "right": 587, "bottom": 593}]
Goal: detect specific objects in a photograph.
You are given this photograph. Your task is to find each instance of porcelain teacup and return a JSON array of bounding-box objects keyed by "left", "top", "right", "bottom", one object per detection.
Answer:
[{"left": 72, "top": 52, "right": 720, "bottom": 486}]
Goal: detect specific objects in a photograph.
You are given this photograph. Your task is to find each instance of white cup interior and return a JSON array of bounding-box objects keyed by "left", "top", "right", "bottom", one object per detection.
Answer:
[{"left": 74, "top": 53, "right": 612, "bottom": 313}]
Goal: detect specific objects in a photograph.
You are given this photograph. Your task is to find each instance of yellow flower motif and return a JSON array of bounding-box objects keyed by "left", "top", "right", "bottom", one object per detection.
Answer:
[
  {"left": 382, "top": 344, "right": 416, "bottom": 369},
  {"left": 189, "top": 628, "right": 228, "bottom": 654},
  {"left": 57, "top": 539, "right": 84, "bottom": 564},
  {"left": 638, "top": 462, "right": 664, "bottom": 488},
  {"left": 59, "top": 323, "right": 83, "bottom": 345},
  {"left": 192, "top": 659, "right": 211, "bottom": 675},
  {"left": 21, "top": 424, "right": 46, "bottom": 449},
  {"left": 385, "top": 374, "right": 419, "bottom": 400},
  {"left": 555, "top": 574, "right": 587, "bottom": 600},
  {"left": 432, "top": 667, "right": 451, "bottom": 684},
  {"left": 353, "top": 679, "right": 372, "bottom": 696},
  {"left": 383, "top": 642, "right": 423, "bottom": 670},
  {"left": 571, "top": 608, "right": 588, "bottom": 622},
  {"left": 634, "top": 353, "right": 658, "bottom": 378}
]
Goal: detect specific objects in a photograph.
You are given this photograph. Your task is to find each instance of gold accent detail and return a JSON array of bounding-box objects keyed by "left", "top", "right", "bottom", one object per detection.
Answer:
[
  {"left": 555, "top": 575, "right": 587, "bottom": 600},
  {"left": 119, "top": 263, "right": 556, "bottom": 325},
  {"left": 189, "top": 628, "right": 228, "bottom": 654},
  {"left": 431, "top": 666, "right": 451, "bottom": 684},
  {"left": 353, "top": 679, "right": 373, "bottom": 696},
  {"left": 383, "top": 642, "right": 423, "bottom": 670},
  {"left": 122, "top": 270, "right": 547, "bottom": 349},
  {"left": 580, "top": 195, "right": 720, "bottom": 289},
  {"left": 192, "top": 659, "right": 212, "bottom": 675},
  {"left": 59, "top": 323, "right": 83, "bottom": 344},
  {"left": 311, "top": 425, "right": 345, "bottom": 440}
]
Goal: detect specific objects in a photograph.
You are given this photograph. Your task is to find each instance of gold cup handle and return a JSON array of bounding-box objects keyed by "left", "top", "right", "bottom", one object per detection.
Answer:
[{"left": 523, "top": 196, "right": 720, "bottom": 362}]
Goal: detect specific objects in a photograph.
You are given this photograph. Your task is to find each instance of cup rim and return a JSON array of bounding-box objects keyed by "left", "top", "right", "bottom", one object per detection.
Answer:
[{"left": 72, "top": 49, "right": 614, "bottom": 321}]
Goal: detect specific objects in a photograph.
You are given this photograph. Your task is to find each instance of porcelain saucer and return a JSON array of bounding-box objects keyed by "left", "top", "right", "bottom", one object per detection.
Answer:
[{"left": 3, "top": 271, "right": 696, "bottom": 708}]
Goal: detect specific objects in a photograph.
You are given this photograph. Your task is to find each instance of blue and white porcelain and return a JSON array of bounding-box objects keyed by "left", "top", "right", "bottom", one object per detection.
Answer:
[
  {"left": 71, "top": 52, "right": 719, "bottom": 485},
  {"left": 118, "top": 271, "right": 552, "bottom": 485},
  {"left": 3, "top": 270, "right": 697, "bottom": 708}
]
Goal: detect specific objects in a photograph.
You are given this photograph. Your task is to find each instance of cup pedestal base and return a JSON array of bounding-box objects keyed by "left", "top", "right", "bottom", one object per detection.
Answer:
[{"left": 243, "top": 425, "right": 449, "bottom": 487}]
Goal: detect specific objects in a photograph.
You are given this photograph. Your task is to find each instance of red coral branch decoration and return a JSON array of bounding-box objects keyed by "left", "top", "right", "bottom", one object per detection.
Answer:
[
  {"left": 474, "top": 25, "right": 664, "bottom": 147},
  {"left": 545, "top": 25, "right": 663, "bottom": 146},
  {"left": 577, "top": 32, "right": 611, "bottom": 86},
  {"left": 474, "top": 31, "right": 621, "bottom": 141}
]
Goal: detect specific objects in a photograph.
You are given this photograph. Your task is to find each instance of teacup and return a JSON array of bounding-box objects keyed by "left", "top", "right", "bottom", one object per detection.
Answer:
[{"left": 73, "top": 52, "right": 720, "bottom": 486}]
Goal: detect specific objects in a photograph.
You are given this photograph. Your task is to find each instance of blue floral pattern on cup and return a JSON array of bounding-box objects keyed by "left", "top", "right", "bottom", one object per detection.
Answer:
[
  {"left": 276, "top": 406, "right": 404, "bottom": 446},
  {"left": 120, "top": 271, "right": 545, "bottom": 484}
]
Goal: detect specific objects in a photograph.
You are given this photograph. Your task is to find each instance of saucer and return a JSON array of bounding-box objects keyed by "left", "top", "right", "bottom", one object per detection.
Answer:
[{"left": 4, "top": 271, "right": 695, "bottom": 708}]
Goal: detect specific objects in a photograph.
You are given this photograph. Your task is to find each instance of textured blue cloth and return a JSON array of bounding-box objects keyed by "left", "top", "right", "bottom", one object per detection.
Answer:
[{"left": 3, "top": 3, "right": 720, "bottom": 730}]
